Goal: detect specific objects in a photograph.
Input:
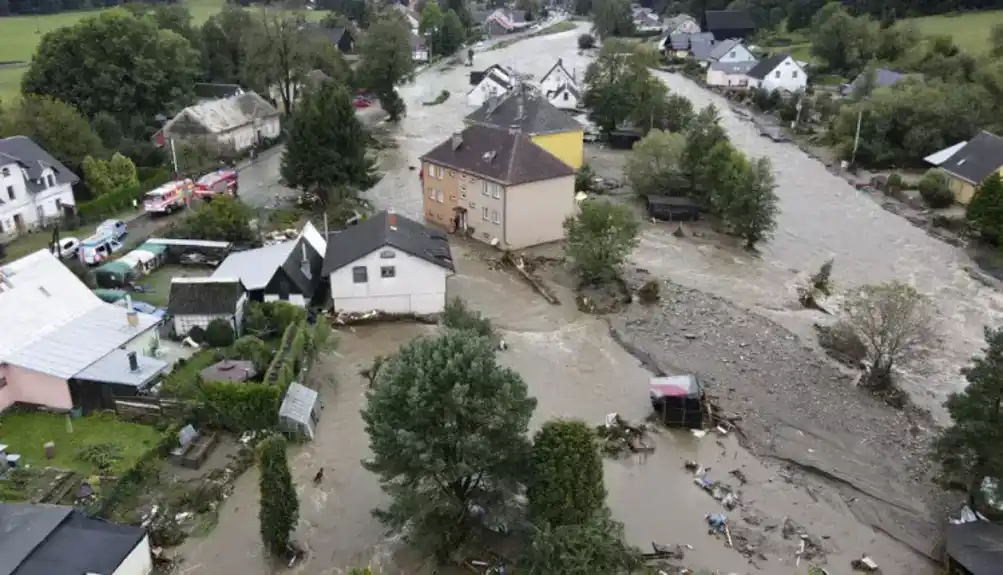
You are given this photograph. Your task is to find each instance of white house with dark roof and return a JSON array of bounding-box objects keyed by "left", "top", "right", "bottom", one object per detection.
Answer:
[
  {"left": 0, "top": 503, "right": 153, "bottom": 575},
  {"left": 706, "top": 60, "right": 757, "bottom": 87},
  {"left": 210, "top": 226, "right": 324, "bottom": 307},
  {"left": 546, "top": 83, "right": 580, "bottom": 110},
  {"left": 167, "top": 277, "right": 247, "bottom": 338},
  {"left": 0, "top": 136, "right": 79, "bottom": 238},
  {"left": 468, "top": 65, "right": 515, "bottom": 107},
  {"left": 323, "top": 210, "right": 455, "bottom": 315},
  {"left": 539, "top": 58, "right": 577, "bottom": 95},
  {"left": 746, "top": 53, "right": 807, "bottom": 93},
  {"left": 159, "top": 92, "right": 281, "bottom": 154},
  {"left": 0, "top": 250, "right": 162, "bottom": 414}
]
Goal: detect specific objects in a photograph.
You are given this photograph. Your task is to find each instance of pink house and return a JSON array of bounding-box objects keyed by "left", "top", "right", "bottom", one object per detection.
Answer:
[{"left": 0, "top": 250, "right": 163, "bottom": 413}]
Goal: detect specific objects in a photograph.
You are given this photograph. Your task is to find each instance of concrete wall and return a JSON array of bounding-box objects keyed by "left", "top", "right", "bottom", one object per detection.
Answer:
[
  {"left": 504, "top": 175, "right": 576, "bottom": 249},
  {"left": 329, "top": 246, "right": 448, "bottom": 314},
  {"left": 531, "top": 130, "right": 584, "bottom": 169}
]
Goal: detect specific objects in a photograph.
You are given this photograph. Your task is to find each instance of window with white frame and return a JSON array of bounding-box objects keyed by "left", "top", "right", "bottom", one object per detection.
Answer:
[
  {"left": 429, "top": 165, "right": 444, "bottom": 179},
  {"left": 483, "top": 181, "right": 502, "bottom": 199},
  {"left": 482, "top": 206, "right": 489, "bottom": 220},
  {"left": 352, "top": 266, "right": 368, "bottom": 283},
  {"left": 491, "top": 209, "right": 500, "bottom": 224},
  {"left": 381, "top": 266, "right": 396, "bottom": 278}
]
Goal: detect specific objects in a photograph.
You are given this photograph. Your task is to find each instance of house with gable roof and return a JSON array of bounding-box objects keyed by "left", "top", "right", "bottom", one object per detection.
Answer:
[
  {"left": 539, "top": 58, "right": 577, "bottom": 94},
  {"left": 419, "top": 124, "right": 575, "bottom": 249},
  {"left": 746, "top": 53, "right": 807, "bottom": 93},
  {"left": 159, "top": 92, "right": 281, "bottom": 154},
  {"left": 0, "top": 136, "right": 79, "bottom": 238},
  {"left": 467, "top": 64, "right": 516, "bottom": 107},
  {"left": 465, "top": 85, "right": 585, "bottom": 168},
  {"left": 938, "top": 130, "right": 1003, "bottom": 205}
]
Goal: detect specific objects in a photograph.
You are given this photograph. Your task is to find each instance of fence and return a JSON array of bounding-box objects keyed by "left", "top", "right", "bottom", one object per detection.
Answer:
[{"left": 112, "top": 395, "right": 186, "bottom": 425}]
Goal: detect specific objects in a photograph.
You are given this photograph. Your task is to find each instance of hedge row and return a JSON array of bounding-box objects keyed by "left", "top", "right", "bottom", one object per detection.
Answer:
[
  {"left": 196, "top": 380, "right": 283, "bottom": 432},
  {"left": 77, "top": 169, "right": 172, "bottom": 222},
  {"left": 263, "top": 320, "right": 310, "bottom": 389}
]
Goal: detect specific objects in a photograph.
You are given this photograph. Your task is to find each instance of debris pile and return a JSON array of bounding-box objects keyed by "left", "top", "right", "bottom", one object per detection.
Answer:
[
  {"left": 782, "top": 517, "right": 827, "bottom": 566},
  {"left": 595, "top": 413, "right": 653, "bottom": 456},
  {"left": 685, "top": 461, "right": 742, "bottom": 511},
  {"left": 328, "top": 309, "right": 439, "bottom": 326}
]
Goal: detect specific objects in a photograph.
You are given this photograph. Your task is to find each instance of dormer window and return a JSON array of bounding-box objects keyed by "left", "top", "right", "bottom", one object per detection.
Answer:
[
  {"left": 1, "top": 167, "right": 8, "bottom": 177},
  {"left": 46, "top": 175, "right": 54, "bottom": 188}
]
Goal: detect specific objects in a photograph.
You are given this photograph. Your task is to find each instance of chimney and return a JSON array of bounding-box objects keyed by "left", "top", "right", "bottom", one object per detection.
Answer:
[
  {"left": 300, "top": 241, "right": 311, "bottom": 279},
  {"left": 127, "top": 351, "right": 139, "bottom": 372},
  {"left": 451, "top": 131, "right": 463, "bottom": 150},
  {"left": 388, "top": 208, "right": 397, "bottom": 231},
  {"left": 125, "top": 295, "right": 138, "bottom": 327}
]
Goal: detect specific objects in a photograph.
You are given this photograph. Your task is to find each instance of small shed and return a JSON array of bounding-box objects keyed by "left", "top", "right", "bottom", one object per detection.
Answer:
[
  {"left": 645, "top": 196, "right": 701, "bottom": 222},
  {"left": 94, "top": 260, "right": 138, "bottom": 288},
  {"left": 608, "top": 128, "right": 644, "bottom": 150},
  {"left": 200, "top": 359, "right": 257, "bottom": 383},
  {"left": 278, "top": 382, "right": 320, "bottom": 440},
  {"left": 649, "top": 374, "right": 706, "bottom": 429}
]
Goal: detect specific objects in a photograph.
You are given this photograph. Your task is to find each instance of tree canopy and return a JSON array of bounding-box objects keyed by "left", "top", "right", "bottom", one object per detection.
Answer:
[
  {"left": 934, "top": 326, "right": 1003, "bottom": 509},
  {"left": 591, "top": 0, "right": 634, "bottom": 39},
  {"left": 361, "top": 331, "right": 537, "bottom": 561},
  {"left": 967, "top": 173, "right": 1003, "bottom": 245},
  {"left": 280, "top": 81, "right": 378, "bottom": 207},
  {"left": 356, "top": 9, "right": 414, "bottom": 122},
  {"left": 563, "top": 200, "right": 640, "bottom": 286},
  {"left": 0, "top": 96, "right": 103, "bottom": 177},
  {"left": 624, "top": 129, "right": 687, "bottom": 198},
  {"left": 521, "top": 513, "right": 642, "bottom": 575},
  {"left": 257, "top": 434, "right": 299, "bottom": 556},
  {"left": 527, "top": 419, "right": 606, "bottom": 527},
  {"left": 23, "top": 10, "right": 200, "bottom": 134}
]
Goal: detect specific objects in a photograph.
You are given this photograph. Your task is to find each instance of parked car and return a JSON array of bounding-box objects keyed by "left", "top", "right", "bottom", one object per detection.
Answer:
[
  {"left": 97, "top": 219, "right": 127, "bottom": 241},
  {"left": 79, "top": 231, "right": 124, "bottom": 265},
  {"left": 56, "top": 237, "right": 80, "bottom": 259}
]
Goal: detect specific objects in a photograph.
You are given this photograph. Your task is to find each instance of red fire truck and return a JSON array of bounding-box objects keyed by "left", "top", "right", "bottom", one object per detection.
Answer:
[
  {"left": 194, "top": 169, "right": 239, "bottom": 200},
  {"left": 143, "top": 179, "right": 193, "bottom": 215}
]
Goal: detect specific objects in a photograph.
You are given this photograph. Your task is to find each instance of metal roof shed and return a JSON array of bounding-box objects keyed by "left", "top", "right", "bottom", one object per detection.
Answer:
[{"left": 278, "top": 382, "right": 320, "bottom": 440}]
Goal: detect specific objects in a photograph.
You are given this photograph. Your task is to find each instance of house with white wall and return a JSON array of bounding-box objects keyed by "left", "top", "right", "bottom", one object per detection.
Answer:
[
  {"left": 746, "top": 53, "right": 807, "bottom": 93},
  {"left": 323, "top": 210, "right": 454, "bottom": 315},
  {"left": 705, "top": 60, "right": 757, "bottom": 87},
  {"left": 211, "top": 228, "right": 324, "bottom": 307},
  {"left": 167, "top": 277, "right": 247, "bottom": 338},
  {"left": 468, "top": 65, "right": 515, "bottom": 107},
  {"left": 0, "top": 250, "right": 162, "bottom": 414},
  {"left": 0, "top": 503, "right": 154, "bottom": 575},
  {"left": 546, "top": 83, "right": 580, "bottom": 110},
  {"left": 539, "top": 58, "right": 577, "bottom": 94},
  {"left": 0, "top": 136, "right": 78, "bottom": 239},
  {"left": 707, "top": 39, "right": 756, "bottom": 64},
  {"left": 159, "top": 92, "right": 281, "bottom": 155}
]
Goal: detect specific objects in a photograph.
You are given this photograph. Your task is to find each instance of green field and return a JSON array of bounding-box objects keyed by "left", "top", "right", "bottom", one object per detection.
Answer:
[
  {"left": 0, "top": 0, "right": 323, "bottom": 100},
  {"left": 908, "top": 10, "right": 1003, "bottom": 54}
]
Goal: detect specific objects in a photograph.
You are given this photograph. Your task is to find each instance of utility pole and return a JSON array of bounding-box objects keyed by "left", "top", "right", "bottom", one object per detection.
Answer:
[
  {"left": 850, "top": 108, "right": 863, "bottom": 167},
  {"left": 169, "top": 137, "right": 179, "bottom": 177}
]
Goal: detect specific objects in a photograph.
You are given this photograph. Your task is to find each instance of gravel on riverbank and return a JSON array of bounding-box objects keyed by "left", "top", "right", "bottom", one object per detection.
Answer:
[{"left": 607, "top": 270, "right": 953, "bottom": 561}]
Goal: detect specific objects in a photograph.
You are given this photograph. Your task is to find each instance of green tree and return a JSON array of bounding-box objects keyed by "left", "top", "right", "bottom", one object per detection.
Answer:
[
  {"left": 107, "top": 153, "right": 139, "bottom": 191},
  {"left": 175, "top": 196, "right": 255, "bottom": 244},
  {"left": 356, "top": 9, "right": 414, "bottom": 122},
  {"left": 583, "top": 44, "right": 651, "bottom": 135},
  {"left": 205, "top": 318, "right": 236, "bottom": 347},
  {"left": 786, "top": 0, "right": 825, "bottom": 30},
  {"left": 281, "top": 82, "right": 377, "bottom": 208},
  {"left": 992, "top": 23, "right": 1003, "bottom": 59},
  {"left": 82, "top": 156, "right": 115, "bottom": 197},
  {"left": 522, "top": 513, "right": 642, "bottom": 574},
  {"left": 23, "top": 10, "right": 199, "bottom": 135},
  {"left": 837, "top": 281, "right": 934, "bottom": 390},
  {"left": 0, "top": 95, "right": 104, "bottom": 176},
  {"left": 441, "top": 296, "right": 494, "bottom": 339},
  {"left": 624, "top": 129, "right": 687, "bottom": 198},
  {"left": 419, "top": 1, "right": 443, "bottom": 37},
  {"left": 361, "top": 331, "right": 537, "bottom": 562},
  {"left": 723, "top": 156, "right": 780, "bottom": 250},
  {"left": 933, "top": 326, "right": 1003, "bottom": 509},
  {"left": 578, "top": 33, "right": 596, "bottom": 50},
  {"left": 967, "top": 173, "right": 1003, "bottom": 244},
  {"left": 258, "top": 434, "right": 299, "bottom": 556},
  {"left": 149, "top": 4, "right": 200, "bottom": 47},
  {"left": 436, "top": 9, "right": 467, "bottom": 56},
  {"left": 574, "top": 0, "right": 592, "bottom": 16},
  {"left": 200, "top": 6, "right": 259, "bottom": 86},
  {"left": 528, "top": 419, "right": 605, "bottom": 527},
  {"left": 809, "top": 7, "right": 877, "bottom": 75},
  {"left": 681, "top": 105, "right": 727, "bottom": 195},
  {"left": 591, "top": 0, "right": 634, "bottom": 39},
  {"left": 563, "top": 200, "right": 640, "bottom": 285},
  {"left": 90, "top": 111, "right": 123, "bottom": 151}
]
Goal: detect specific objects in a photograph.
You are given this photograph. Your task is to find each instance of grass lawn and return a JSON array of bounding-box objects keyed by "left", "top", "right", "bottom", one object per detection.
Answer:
[
  {"left": 0, "top": 411, "right": 160, "bottom": 475},
  {"left": 906, "top": 10, "right": 1003, "bottom": 54},
  {"left": 135, "top": 264, "right": 211, "bottom": 308},
  {"left": 0, "top": 209, "right": 140, "bottom": 263}
]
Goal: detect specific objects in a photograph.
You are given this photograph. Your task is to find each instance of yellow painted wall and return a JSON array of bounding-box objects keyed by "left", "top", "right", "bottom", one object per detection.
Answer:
[
  {"left": 950, "top": 177, "right": 976, "bottom": 205},
  {"left": 531, "top": 130, "right": 584, "bottom": 169}
]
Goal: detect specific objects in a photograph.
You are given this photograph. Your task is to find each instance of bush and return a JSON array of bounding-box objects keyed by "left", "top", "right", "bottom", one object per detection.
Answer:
[
  {"left": 528, "top": 419, "right": 606, "bottom": 527},
  {"left": 205, "top": 319, "right": 236, "bottom": 348},
  {"left": 244, "top": 301, "right": 308, "bottom": 339},
  {"left": 232, "top": 335, "right": 273, "bottom": 374},
  {"left": 638, "top": 280, "right": 660, "bottom": 303},
  {"left": 422, "top": 90, "right": 450, "bottom": 106},
  {"left": 188, "top": 325, "right": 206, "bottom": 344},
  {"left": 198, "top": 380, "right": 282, "bottom": 431},
  {"left": 441, "top": 297, "right": 494, "bottom": 339},
  {"left": 886, "top": 173, "right": 904, "bottom": 191},
  {"left": 263, "top": 321, "right": 311, "bottom": 390},
  {"left": 919, "top": 169, "right": 954, "bottom": 208},
  {"left": 577, "top": 33, "right": 595, "bottom": 50},
  {"left": 76, "top": 169, "right": 172, "bottom": 223},
  {"left": 575, "top": 163, "right": 596, "bottom": 193}
]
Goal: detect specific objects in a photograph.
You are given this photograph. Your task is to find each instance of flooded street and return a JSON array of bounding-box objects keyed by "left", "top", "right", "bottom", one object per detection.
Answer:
[{"left": 177, "top": 22, "right": 982, "bottom": 575}]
